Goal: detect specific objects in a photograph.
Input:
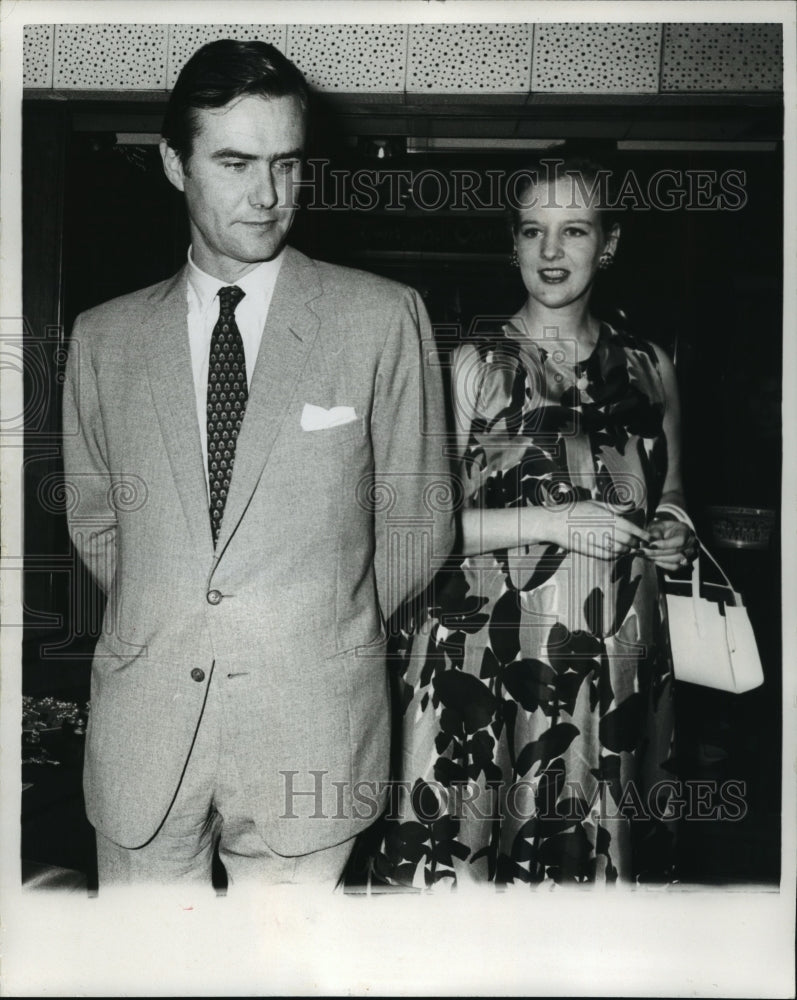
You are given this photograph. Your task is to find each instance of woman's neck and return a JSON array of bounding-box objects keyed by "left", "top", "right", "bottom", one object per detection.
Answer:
[{"left": 512, "top": 299, "right": 600, "bottom": 363}]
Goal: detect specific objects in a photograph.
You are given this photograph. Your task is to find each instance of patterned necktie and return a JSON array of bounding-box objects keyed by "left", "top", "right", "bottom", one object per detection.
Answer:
[{"left": 207, "top": 285, "right": 247, "bottom": 546}]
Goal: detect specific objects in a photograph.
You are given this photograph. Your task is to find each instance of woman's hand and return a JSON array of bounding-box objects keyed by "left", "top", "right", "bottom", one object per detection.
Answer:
[
  {"left": 640, "top": 517, "right": 697, "bottom": 572},
  {"left": 538, "top": 501, "right": 651, "bottom": 560}
]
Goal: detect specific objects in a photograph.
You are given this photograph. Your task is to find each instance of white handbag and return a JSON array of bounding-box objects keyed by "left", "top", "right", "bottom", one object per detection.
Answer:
[{"left": 658, "top": 504, "right": 764, "bottom": 694}]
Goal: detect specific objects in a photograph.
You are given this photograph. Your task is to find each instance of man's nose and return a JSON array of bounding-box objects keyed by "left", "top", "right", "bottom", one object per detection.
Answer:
[{"left": 248, "top": 165, "right": 278, "bottom": 210}]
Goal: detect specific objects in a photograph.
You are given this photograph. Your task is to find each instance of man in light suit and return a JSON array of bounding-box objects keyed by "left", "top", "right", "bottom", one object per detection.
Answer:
[{"left": 63, "top": 40, "right": 454, "bottom": 886}]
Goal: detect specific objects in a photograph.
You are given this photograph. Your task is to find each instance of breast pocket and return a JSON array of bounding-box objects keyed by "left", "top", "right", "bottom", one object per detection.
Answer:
[
  {"left": 289, "top": 417, "right": 370, "bottom": 486},
  {"left": 267, "top": 415, "right": 366, "bottom": 496},
  {"left": 299, "top": 416, "right": 365, "bottom": 449}
]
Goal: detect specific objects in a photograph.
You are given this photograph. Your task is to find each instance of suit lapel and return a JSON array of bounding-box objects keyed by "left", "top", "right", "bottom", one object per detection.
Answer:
[
  {"left": 142, "top": 268, "right": 215, "bottom": 566},
  {"left": 214, "top": 247, "right": 322, "bottom": 557}
]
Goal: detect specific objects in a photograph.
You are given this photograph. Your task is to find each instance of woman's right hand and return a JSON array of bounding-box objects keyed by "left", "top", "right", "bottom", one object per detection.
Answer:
[{"left": 535, "top": 501, "right": 652, "bottom": 560}]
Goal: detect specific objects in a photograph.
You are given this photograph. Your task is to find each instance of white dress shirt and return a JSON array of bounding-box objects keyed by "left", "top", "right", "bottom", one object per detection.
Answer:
[{"left": 186, "top": 247, "right": 284, "bottom": 490}]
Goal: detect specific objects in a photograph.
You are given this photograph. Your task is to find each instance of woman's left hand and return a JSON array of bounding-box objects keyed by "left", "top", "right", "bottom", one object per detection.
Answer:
[{"left": 640, "top": 518, "right": 697, "bottom": 572}]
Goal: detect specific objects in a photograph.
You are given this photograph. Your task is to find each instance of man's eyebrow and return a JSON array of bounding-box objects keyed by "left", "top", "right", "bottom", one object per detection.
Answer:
[
  {"left": 211, "top": 148, "right": 258, "bottom": 161},
  {"left": 210, "top": 147, "right": 304, "bottom": 161}
]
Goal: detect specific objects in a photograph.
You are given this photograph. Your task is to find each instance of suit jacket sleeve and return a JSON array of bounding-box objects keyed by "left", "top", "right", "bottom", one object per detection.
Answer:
[
  {"left": 370, "top": 286, "right": 455, "bottom": 619},
  {"left": 62, "top": 315, "right": 118, "bottom": 595}
]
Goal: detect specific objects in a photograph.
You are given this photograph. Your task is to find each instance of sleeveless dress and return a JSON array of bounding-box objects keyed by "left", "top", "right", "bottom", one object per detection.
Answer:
[{"left": 371, "top": 321, "right": 678, "bottom": 887}]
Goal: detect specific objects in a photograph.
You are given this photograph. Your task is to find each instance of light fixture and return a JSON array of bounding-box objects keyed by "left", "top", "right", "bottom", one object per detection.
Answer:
[
  {"left": 357, "top": 137, "right": 405, "bottom": 160},
  {"left": 407, "top": 138, "right": 567, "bottom": 154}
]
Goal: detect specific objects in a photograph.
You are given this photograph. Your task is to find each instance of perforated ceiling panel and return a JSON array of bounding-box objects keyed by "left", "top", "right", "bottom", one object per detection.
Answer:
[
  {"left": 54, "top": 24, "right": 168, "bottom": 89},
  {"left": 168, "top": 24, "right": 288, "bottom": 87},
  {"left": 24, "top": 23, "right": 54, "bottom": 88},
  {"left": 531, "top": 23, "right": 661, "bottom": 92},
  {"left": 287, "top": 24, "right": 406, "bottom": 91},
  {"left": 28, "top": 20, "right": 787, "bottom": 95},
  {"left": 407, "top": 23, "right": 531, "bottom": 92},
  {"left": 661, "top": 23, "right": 782, "bottom": 91}
]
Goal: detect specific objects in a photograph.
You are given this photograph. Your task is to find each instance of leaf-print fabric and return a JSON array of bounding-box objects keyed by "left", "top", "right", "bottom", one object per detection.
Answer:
[{"left": 372, "top": 323, "right": 677, "bottom": 887}]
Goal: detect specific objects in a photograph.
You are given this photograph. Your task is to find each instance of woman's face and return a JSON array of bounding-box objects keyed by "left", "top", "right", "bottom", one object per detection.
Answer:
[{"left": 514, "top": 176, "right": 619, "bottom": 312}]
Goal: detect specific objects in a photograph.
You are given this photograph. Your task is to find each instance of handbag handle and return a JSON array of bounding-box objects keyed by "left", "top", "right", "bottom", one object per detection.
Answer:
[{"left": 655, "top": 504, "right": 740, "bottom": 635}]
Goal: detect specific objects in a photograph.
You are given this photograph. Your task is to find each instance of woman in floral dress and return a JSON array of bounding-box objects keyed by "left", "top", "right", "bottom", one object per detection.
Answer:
[{"left": 372, "top": 158, "right": 696, "bottom": 887}]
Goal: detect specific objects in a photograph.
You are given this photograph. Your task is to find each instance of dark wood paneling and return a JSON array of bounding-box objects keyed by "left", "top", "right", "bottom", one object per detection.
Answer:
[{"left": 22, "top": 104, "right": 88, "bottom": 694}]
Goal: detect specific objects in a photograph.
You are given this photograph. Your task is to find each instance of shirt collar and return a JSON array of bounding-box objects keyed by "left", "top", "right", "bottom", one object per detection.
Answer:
[{"left": 186, "top": 246, "right": 284, "bottom": 316}]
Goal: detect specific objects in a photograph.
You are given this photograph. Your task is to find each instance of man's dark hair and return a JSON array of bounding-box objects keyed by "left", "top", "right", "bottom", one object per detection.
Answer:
[{"left": 162, "top": 39, "right": 310, "bottom": 163}]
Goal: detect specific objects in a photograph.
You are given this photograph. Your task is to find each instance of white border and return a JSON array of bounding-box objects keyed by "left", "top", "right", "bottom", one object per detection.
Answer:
[{"left": 2, "top": 2, "right": 795, "bottom": 996}]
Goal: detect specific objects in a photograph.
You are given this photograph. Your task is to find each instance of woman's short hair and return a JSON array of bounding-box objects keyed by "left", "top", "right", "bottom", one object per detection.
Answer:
[
  {"left": 508, "top": 152, "right": 621, "bottom": 236},
  {"left": 162, "top": 39, "right": 310, "bottom": 164}
]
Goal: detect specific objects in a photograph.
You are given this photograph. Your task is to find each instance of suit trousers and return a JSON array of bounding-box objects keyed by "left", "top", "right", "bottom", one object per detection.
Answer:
[{"left": 95, "top": 666, "right": 354, "bottom": 888}]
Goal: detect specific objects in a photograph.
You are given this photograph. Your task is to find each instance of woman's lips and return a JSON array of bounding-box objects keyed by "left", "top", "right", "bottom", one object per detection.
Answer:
[{"left": 538, "top": 268, "right": 569, "bottom": 283}]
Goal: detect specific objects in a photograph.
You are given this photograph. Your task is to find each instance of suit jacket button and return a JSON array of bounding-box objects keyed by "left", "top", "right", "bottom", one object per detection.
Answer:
[
  {"left": 191, "top": 668, "right": 205, "bottom": 683},
  {"left": 206, "top": 589, "right": 222, "bottom": 605}
]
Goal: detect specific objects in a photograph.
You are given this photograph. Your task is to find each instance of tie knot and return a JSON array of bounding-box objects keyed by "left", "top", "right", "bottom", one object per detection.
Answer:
[{"left": 218, "top": 285, "right": 245, "bottom": 316}]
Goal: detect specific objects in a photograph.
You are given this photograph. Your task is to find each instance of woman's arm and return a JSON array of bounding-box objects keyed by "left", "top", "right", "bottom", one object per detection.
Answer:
[
  {"left": 452, "top": 342, "right": 651, "bottom": 560},
  {"left": 652, "top": 342, "right": 687, "bottom": 510},
  {"left": 461, "top": 504, "right": 651, "bottom": 559},
  {"left": 642, "top": 342, "right": 696, "bottom": 570}
]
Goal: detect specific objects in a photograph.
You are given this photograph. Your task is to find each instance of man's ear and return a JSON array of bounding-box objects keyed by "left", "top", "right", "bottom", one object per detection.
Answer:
[{"left": 160, "top": 139, "right": 186, "bottom": 192}]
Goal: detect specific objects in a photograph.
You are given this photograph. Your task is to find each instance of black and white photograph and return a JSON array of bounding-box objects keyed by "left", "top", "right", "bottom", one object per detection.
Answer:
[{"left": 1, "top": 0, "right": 795, "bottom": 995}]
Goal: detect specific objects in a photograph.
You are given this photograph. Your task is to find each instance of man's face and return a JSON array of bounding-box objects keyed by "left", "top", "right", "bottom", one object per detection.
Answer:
[{"left": 161, "top": 93, "right": 305, "bottom": 282}]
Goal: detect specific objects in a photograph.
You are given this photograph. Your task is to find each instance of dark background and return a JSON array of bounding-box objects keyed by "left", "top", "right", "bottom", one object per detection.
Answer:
[{"left": 21, "top": 93, "right": 783, "bottom": 885}]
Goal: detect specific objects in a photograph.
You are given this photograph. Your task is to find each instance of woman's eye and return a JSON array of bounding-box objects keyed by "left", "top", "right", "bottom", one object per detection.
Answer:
[
  {"left": 564, "top": 227, "right": 587, "bottom": 237},
  {"left": 521, "top": 227, "right": 541, "bottom": 239}
]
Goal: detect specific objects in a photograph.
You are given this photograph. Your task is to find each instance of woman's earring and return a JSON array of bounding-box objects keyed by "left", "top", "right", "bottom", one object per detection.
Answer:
[
  {"left": 598, "top": 252, "right": 614, "bottom": 270},
  {"left": 510, "top": 247, "right": 519, "bottom": 268}
]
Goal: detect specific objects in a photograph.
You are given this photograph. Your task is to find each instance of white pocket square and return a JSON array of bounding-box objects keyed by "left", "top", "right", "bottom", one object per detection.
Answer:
[{"left": 300, "top": 403, "right": 358, "bottom": 431}]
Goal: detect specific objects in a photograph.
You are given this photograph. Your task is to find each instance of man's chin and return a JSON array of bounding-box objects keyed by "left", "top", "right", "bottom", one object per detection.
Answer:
[{"left": 238, "top": 235, "right": 289, "bottom": 264}]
